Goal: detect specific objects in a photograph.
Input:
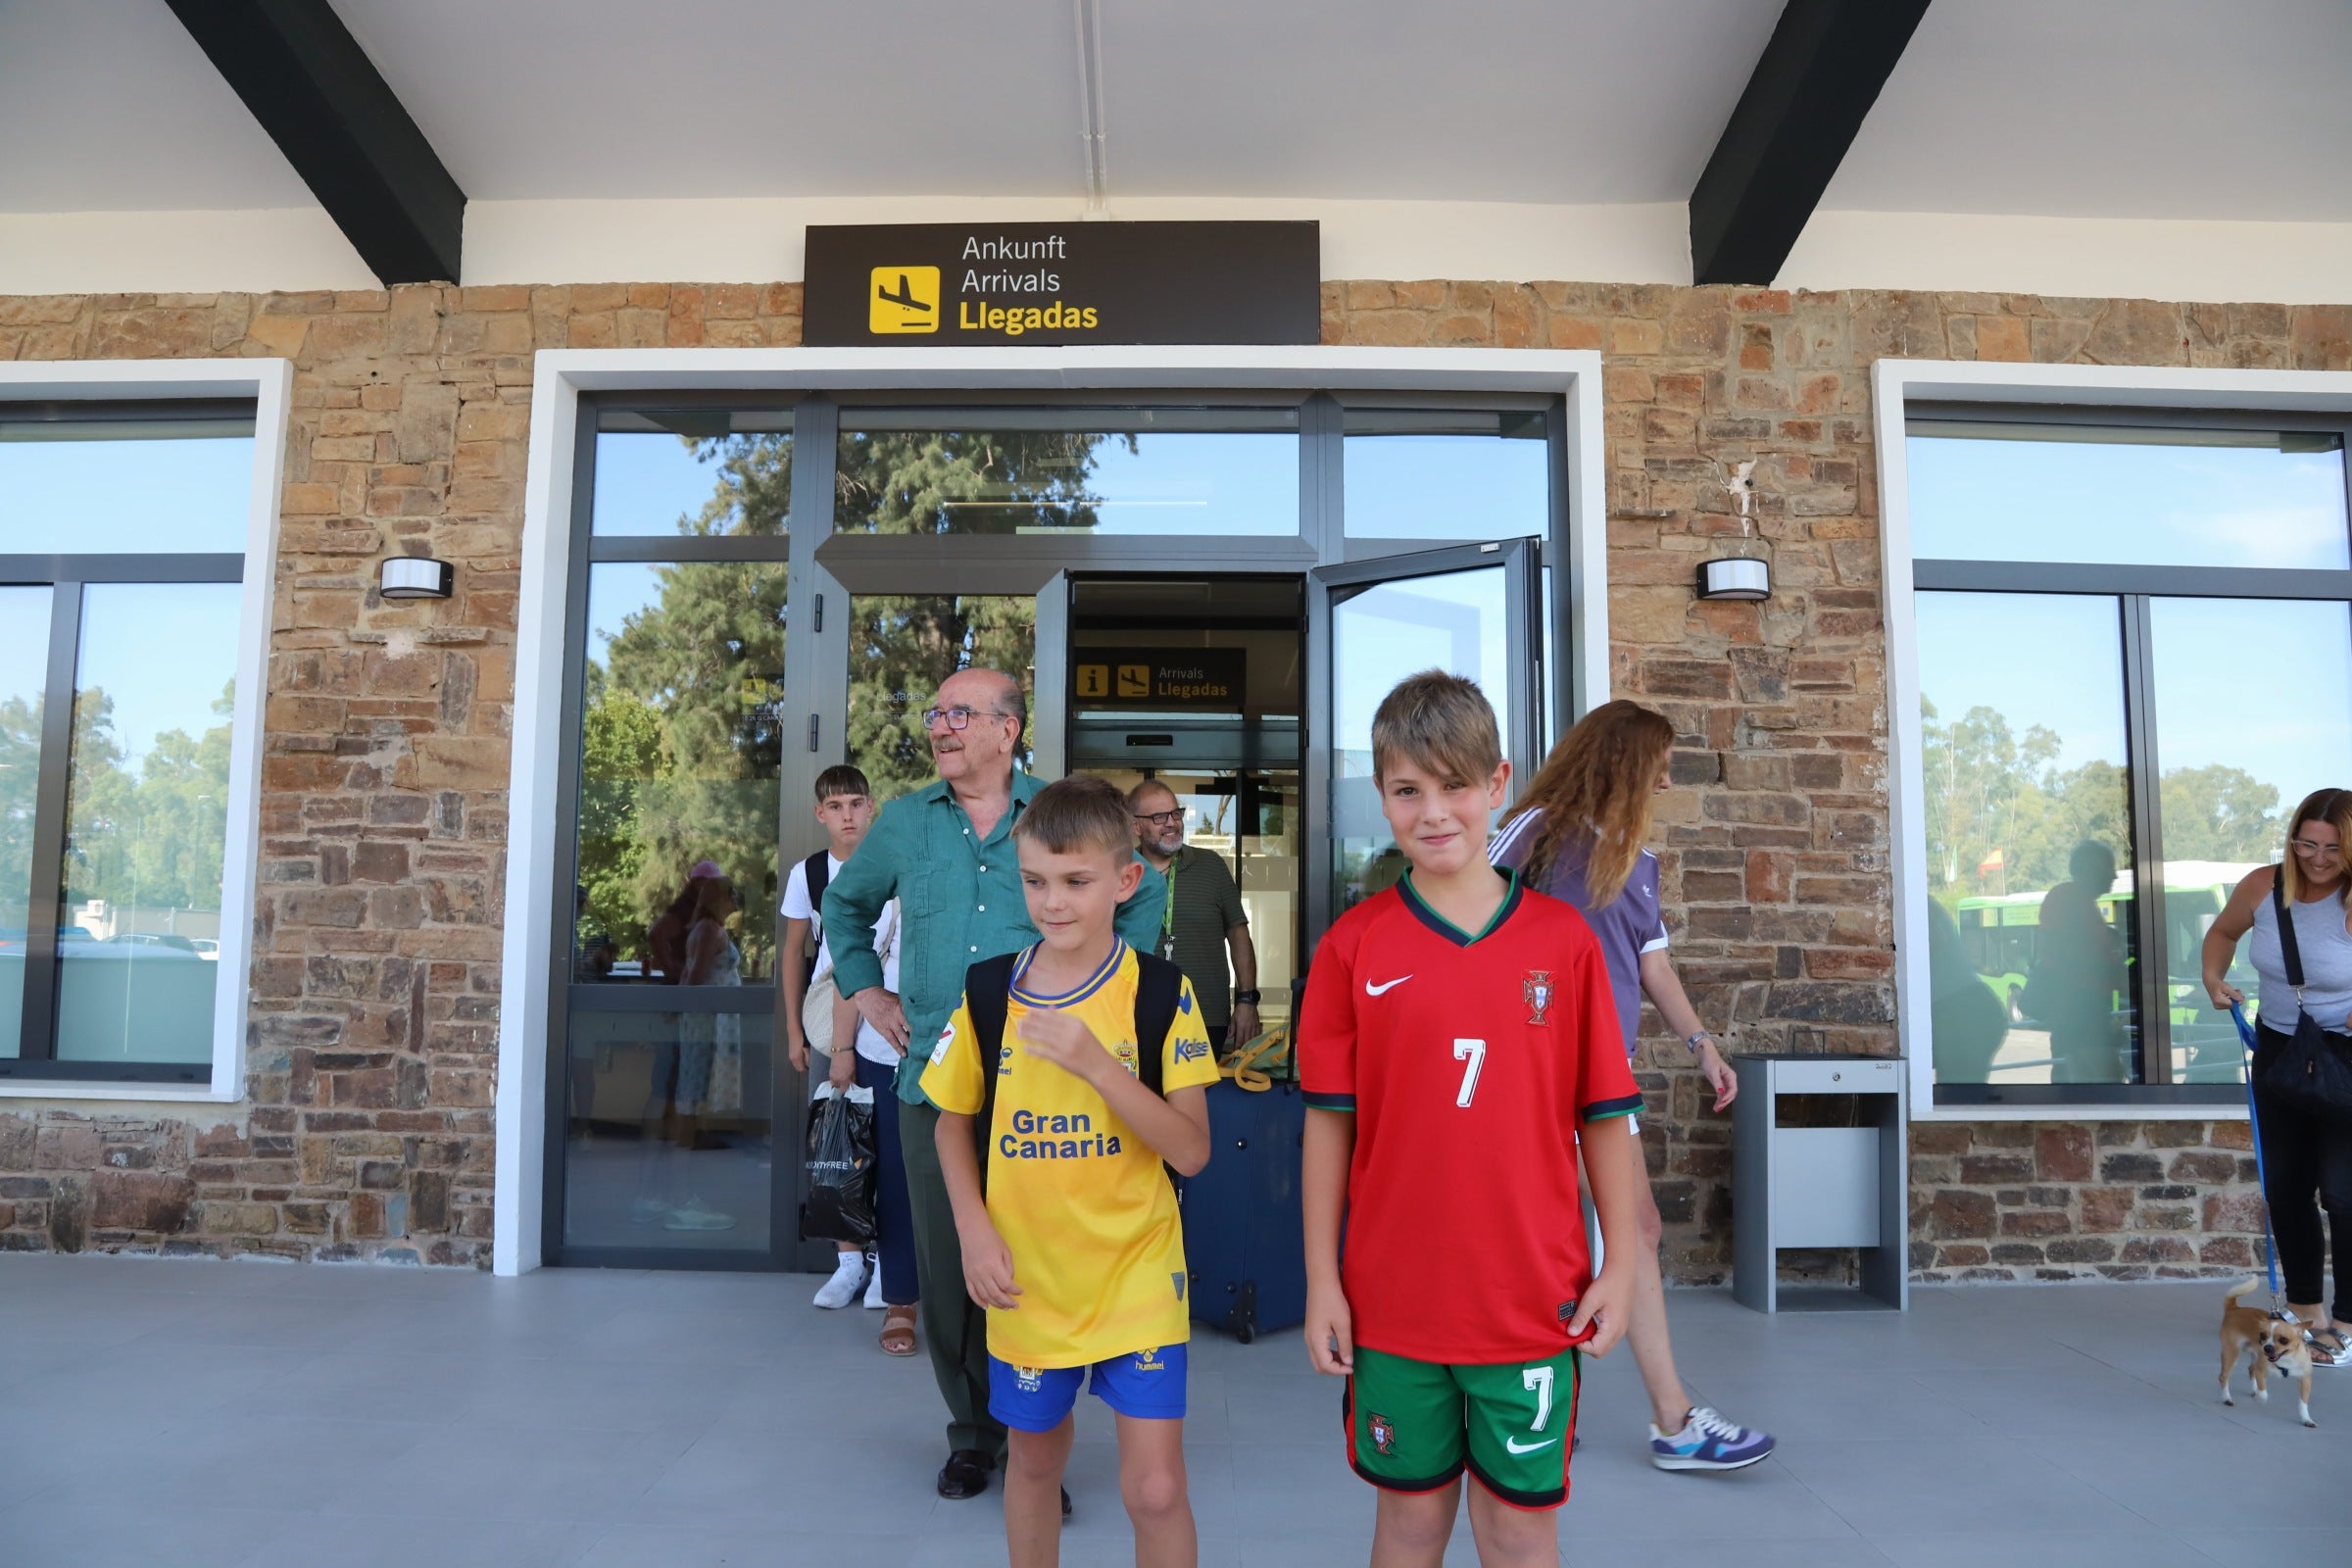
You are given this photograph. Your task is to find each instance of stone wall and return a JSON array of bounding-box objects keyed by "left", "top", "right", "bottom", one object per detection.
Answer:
[{"left": 1, "top": 279, "right": 2345, "bottom": 1276}]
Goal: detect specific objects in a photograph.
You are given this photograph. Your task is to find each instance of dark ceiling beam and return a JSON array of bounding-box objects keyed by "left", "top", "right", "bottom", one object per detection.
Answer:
[
  {"left": 166, "top": 0, "right": 464, "bottom": 285},
  {"left": 1689, "top": 0, "right": 1932, "bottom": 287}
]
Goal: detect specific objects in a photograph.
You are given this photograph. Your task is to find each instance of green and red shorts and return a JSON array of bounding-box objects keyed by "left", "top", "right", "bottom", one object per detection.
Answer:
[{"left": 1343, "top": 1343, "right": 1582, "bottom": 1510}]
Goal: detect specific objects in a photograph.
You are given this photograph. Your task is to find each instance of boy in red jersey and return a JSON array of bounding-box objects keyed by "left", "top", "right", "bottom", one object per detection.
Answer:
[{"left": 1300, "top": 670, "right": 1647, "bottom": 1568}]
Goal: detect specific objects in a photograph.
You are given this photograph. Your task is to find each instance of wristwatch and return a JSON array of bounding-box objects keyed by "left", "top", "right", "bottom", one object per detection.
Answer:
[
  {"left": 1233, "top": 990, "right": 1262, "bottom": 1005},
  {"left": 1685, "top": 1030, "right": 1716, "bottom": 1054}
]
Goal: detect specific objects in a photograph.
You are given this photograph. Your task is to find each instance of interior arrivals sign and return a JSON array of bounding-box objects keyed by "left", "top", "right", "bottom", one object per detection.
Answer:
[
  {"left": 1074, "top": 649, "right": 1247, "bottom": 710},
  {"left": 803, "top": 221, "right": 1319, "bottom": 347}
]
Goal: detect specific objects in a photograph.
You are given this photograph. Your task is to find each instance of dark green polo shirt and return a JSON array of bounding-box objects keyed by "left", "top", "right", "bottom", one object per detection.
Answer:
[{"left": 1161, "top": 843, "right": 1248, "bottom": 1029}]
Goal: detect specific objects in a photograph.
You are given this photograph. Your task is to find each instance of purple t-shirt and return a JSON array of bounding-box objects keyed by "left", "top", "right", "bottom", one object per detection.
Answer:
[{"left": 1489, "top": 808, "right": 1669, "bottom": 1054}]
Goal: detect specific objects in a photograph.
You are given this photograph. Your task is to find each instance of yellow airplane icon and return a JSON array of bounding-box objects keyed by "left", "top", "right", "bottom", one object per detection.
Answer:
[{"left": 869, "top": 266, "right": 940, "bottom": 334}]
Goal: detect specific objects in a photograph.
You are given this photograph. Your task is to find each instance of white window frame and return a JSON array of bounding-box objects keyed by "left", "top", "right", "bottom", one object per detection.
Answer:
[
  {"left": 495, "top": 345, "right": 1609, "bottom": 1274},
  {"left": 0, "top": 359, "right": 290, "bottom": 1103},
  {"left": 1875, "top": 358, "right": 2352, "bottom": 1122}
]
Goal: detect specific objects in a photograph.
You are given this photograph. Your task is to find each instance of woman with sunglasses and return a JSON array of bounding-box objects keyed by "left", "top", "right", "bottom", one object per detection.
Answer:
[{"left": 2203, "top": 786, "right": 2352, "bottom": 1367}]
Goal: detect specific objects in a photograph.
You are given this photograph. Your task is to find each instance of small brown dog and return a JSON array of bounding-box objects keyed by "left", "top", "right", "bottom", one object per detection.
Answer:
[{"left": 2219, "top": 1278, "right": 2316, "bottom": 1427}]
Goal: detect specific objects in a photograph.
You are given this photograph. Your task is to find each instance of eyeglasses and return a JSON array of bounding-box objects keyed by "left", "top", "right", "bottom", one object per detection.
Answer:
[
  {"left": 921, "top": 706, "right": 1013, "bottom": 731},
  {"left": 2291, "top": 838, "right": 2343, "bottom": 858},
  {"left": 1132, "top": 809, "right": 1184, "bottom": 828}
]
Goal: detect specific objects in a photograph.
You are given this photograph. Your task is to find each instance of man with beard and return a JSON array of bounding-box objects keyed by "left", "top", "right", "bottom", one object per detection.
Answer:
[{"left": 1127, "top": 779, "right": 1259, "bottom": 1054}]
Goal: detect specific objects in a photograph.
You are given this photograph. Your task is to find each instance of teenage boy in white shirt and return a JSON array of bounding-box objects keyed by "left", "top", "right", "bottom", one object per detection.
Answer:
[{"left": 783, "top": 765, "right": 916, "bottom": 1353}]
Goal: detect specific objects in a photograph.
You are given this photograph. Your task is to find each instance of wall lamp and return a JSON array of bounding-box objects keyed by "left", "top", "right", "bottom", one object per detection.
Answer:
[
  {"left": 1695, "top": 557, "right": 1771, "bottom": 602},
  {"left": 379, "top": 556, "right": 455, "bottom": 601}
]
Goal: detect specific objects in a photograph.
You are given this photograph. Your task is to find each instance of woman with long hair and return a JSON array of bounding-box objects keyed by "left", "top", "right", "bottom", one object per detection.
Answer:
[
  {"left": 2202, "top": 786, "right": 2352, "bottom": 1366},
  {"left": 1491, "top": 699, "right": 1775, "bottom": 1471}
]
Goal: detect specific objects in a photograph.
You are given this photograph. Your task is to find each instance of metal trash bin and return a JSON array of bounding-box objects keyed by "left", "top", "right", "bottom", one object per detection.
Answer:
[{"left": 1731, "top": 1054, "right": 1907, "bottom": 1313}]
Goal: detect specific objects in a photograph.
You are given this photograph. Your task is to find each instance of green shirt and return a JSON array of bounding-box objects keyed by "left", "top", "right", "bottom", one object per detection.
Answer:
[
  {"left": 822, "top": 770, "right": 1168, "bottom": 1103},
  {"left": 1162, "top": 844, "right": 1249, "bottom": 1028}
]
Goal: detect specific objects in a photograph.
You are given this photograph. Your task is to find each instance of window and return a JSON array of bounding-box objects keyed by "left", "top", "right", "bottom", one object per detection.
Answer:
[
  {"left": 834, "top": 408, "right": 1298, "bottom": 537},
  {"left": 0, "top": 407, "right": 258, "bottom": 1086},
  {"left": 1903, "top": 411, "right": 2352, "bottom": 1108},
  {"left": 1342, "top": 407, "right": 1551, "bottom": 544}
]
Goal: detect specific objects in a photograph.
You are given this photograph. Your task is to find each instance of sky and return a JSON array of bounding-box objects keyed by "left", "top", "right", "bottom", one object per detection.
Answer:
[
  {"left": 1906, "top": 432, "right": 2349, "bottom": 569},
  {"left": 588, "top": 427, "right": 1549, "bottom": 542},
  {"left": 74, "top": 582, "right": 241, "bottom": 772},
  {"left": 0, "top": 434, "right": 253, "bottom": 554}
]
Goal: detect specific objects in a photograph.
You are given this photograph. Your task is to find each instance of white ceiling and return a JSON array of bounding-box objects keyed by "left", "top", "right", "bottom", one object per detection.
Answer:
[
  {"left": 2, "top": 0, "right": 2346, "bottom": 223},
  {"left": 0, "top": 0, "right": 315, "bottom": 210},
  {"left": 1825, "top": 0, "right": 2352, "bottom": 221}
]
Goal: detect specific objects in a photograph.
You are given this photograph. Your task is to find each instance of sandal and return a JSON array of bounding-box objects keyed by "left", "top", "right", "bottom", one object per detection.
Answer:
[
  {"left": 2308, "top": 1327, "right": 2349, "bottom": 1368},
  {"left": 879, "top": 1303, "right": 919, "bottom": 1357}
]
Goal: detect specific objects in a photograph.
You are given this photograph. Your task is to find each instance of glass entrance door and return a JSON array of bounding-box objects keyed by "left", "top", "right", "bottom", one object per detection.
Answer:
[{"left": 1307, "top": 540, "right": 1541, "bottom": 941}]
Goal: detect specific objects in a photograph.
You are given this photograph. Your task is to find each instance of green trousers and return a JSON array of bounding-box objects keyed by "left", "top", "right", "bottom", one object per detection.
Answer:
[{"left": 899, "top": 1096, "right": 1007, "bottom": 1462}]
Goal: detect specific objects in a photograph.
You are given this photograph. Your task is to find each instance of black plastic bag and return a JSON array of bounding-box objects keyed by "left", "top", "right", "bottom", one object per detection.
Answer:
[{"left": 799, "top": 1087, "right": 877, "bottom": 1245}]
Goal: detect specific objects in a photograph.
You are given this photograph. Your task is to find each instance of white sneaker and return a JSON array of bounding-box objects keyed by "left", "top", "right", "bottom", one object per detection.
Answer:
[
  {"left": 863, "top": 1254, "right": 885, "bottom": 1309},
  {"left": 813, "top": 1253, "right": 865, "bottom": 1308}
]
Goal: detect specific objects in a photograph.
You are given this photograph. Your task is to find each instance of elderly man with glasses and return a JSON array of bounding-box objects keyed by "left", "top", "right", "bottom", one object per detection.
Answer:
[{"left": 823, "top": 666, "right": 1165, "bottom": 1507}]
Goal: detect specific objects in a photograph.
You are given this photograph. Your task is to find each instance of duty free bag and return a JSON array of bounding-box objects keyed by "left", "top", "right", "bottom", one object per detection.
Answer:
[{"left": 798, "top": 1084, "right": 878, "bottom": 1244}]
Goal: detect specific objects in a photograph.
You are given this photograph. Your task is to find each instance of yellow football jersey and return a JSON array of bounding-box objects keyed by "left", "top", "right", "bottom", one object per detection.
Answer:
[{"left": 920, "top": 939, "right": 1219, "bottom": 1368}]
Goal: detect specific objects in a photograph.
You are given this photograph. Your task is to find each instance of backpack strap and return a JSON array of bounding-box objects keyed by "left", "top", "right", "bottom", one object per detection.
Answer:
[
  {"left": 1130, "top": 950, "right": 1185, "bottom": 1098},
  {"left": 966, "top": 952, "right": 1022, "bottom": 1191},
  {"left": 802, "top": 850, "right": 832, "bottom": 937}
]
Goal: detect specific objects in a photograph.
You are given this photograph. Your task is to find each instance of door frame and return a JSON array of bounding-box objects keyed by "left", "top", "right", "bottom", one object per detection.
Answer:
[
  {"left": 496, "top": 347, "right": 1606, "bottom": 1275},
  {"left": 1305, "top": 538, "right": 1544, "bottom": 943}
]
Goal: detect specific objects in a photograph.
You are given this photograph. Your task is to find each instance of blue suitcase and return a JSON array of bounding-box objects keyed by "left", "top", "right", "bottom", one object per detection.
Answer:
[{"left": 1176, "top": 1079, "right": 1307, "bottom": 1344}]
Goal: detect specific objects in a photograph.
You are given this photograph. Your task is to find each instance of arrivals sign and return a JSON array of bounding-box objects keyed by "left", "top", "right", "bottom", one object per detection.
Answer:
[
  {"left": 1073, "top": 649, "right": 1248, "bottom": 711},
  {"left": 803, "top": 221, "right": 1319, "bottom": 347}
]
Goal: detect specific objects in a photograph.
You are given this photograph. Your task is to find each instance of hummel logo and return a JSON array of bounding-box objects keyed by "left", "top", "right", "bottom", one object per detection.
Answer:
[
  {"left": 1364, "top": 975, "right": 1413, "bottom": 997},
  {"left": 1503, "top": 1435, "right": 1558, "bottom": 1455}
]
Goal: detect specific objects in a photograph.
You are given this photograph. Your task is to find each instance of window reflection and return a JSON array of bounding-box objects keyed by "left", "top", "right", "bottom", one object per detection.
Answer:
[
  {"left": 54, "top": 583, "right": 240, "bottom": 1064},
  {"left": 835, "top": 413, "right": 1298, "bottom": 536},
  {"left": 0, "top": 419, "right": 253, "bottom": 555},
  {"left": 2150, "top": 598, "right": 2352, "bottom": 1083},
  {"left": 591, "top": 416, "right": 791, "bottom": 537},
  {"left": 1918, "top": 592, "right": 2138, "bottom": 1087},
  {"left": 1330, "top": 567, "right": 1509, "bottom": 913},
  {"left": 0, "top": 588, "right": 52, "bottom": 1059},
  {"left": 1908, "top": 423, "right": 2350, "bottom": 569},
  {"left": 562, "top": 1006, "right": 772, "bottom": 1250},
  {"left": 1343, "top": 410, "right": 1548, "bottom": 542},
  {"left": 847, "top": 595, "right": 1037, "bottom": 804},
  {"left": 573, "top": 562, "right": 785, "bottom": 983}
]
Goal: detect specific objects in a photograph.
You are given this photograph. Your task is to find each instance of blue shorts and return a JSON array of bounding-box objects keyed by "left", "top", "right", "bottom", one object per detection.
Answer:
[{"left": 988, "top": 1344, "right": 1189, "bottom": 1431}]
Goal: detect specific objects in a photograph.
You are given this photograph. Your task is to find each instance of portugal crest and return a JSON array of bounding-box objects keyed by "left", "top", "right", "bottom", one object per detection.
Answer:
[
  {"left": 1368, "top": 1411, "right": 1396, "bottom": 1455},
  {"left": 1524, "top": 970, "right": 1555, "bottom": 1026}
]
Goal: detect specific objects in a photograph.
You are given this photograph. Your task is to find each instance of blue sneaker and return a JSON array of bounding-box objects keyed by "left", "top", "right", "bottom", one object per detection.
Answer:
[{"left": 1648, "top": 1405, "right": 1774, "bottom": 1471}]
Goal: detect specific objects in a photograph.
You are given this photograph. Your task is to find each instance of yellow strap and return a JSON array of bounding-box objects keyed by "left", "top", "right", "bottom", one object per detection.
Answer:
[{"left": 1217, "top": 1025, "right": 1289, "bottom": 1093}]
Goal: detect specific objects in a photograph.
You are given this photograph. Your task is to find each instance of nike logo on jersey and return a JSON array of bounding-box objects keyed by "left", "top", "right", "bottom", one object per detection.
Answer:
[
  {"left": 1503, "top": 1436, "right": 1558, "bottom": 1455},
  {"left": 1364, "top": 975, "right": 1413, "bottom": 996}
]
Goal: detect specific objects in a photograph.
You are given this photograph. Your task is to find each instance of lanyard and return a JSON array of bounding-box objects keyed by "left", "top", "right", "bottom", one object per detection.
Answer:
[{"left": 1160, "top": 851, "right": 1179, "bottom": 941}]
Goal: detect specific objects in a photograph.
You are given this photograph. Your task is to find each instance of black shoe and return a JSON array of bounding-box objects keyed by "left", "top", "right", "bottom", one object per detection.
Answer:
[
  {"left": 937, "top": 1449, "right": 992, "bottom": 1499},
  {"left": 1061, "top": 1486, "right": 1072, "bottom": 1518}
]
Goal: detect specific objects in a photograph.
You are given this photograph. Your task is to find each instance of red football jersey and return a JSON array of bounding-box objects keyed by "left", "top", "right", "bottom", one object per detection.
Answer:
[{"left": 1300, "top": 871, "right": 1642, "bottom": 1364}]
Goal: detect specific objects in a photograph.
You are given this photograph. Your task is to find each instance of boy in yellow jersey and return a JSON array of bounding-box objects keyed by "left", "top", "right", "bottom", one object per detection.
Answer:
[{"left": 924, "top": 775, "right": 1217, "bottom": 1568}]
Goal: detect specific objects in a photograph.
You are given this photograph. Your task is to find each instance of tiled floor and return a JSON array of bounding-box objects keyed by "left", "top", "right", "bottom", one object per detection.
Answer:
[{"left": 0, "top": 1254, "right": 2343, "bottom": 1565}]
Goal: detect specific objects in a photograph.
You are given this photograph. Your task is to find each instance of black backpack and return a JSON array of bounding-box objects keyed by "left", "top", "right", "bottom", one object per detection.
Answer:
[
  {"left": 798, "top": 850, "right": 831, "bottom": 984},
  {"left": 963, "top": 948, "right": 1186, "bottom": 1189}
]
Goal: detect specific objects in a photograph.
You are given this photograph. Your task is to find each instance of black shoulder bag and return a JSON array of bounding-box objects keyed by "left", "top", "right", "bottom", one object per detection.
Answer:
[{"left": 2257, "top": 871, "right": 2352, "bottom": 1124}]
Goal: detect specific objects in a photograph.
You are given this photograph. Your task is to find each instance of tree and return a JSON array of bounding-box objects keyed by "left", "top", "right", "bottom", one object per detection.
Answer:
[
  {"left": 570, "top": 424, "right": 1130, "bottom": 972},
  {"left": 2158, "top": 764, "right": 2281, "bottom": 862}
]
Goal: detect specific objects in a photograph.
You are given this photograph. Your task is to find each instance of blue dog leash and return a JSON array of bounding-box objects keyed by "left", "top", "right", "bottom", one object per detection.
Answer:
[{"left": 2230, "top": 1003, "right": 2292, "bottom": 1316}]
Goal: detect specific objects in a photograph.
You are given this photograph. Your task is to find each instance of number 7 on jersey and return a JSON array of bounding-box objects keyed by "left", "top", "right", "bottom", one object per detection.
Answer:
[{"left": 1452, "top": 1038, "right": 1487, "bottom": 1107}]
